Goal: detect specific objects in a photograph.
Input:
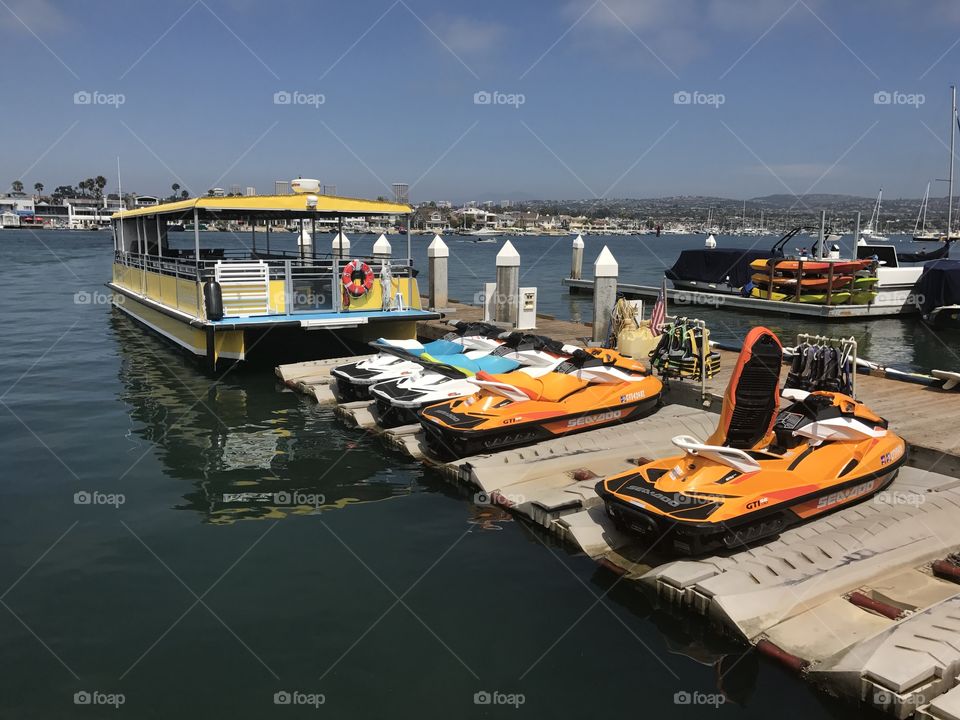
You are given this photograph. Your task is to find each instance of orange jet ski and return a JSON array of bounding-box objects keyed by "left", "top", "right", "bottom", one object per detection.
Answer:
[
  {"left": 420, "top": 348, "right": 663, "bottom": 459},
  {"left": 595, "top": 327, "right": 906, "bottom": 555}
]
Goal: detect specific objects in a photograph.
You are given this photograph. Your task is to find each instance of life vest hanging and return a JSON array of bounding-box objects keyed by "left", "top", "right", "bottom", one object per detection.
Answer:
[{"left": 341, "top": 259, "right": 375, "bottom": 298}]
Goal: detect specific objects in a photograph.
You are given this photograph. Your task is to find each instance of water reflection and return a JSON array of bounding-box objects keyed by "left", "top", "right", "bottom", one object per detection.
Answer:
[
  {"left": 593, "top": 564, "right": 762, "bottom": 706},
  {"left": 110, "top": 311, "right": 419, "bottom": 523}
]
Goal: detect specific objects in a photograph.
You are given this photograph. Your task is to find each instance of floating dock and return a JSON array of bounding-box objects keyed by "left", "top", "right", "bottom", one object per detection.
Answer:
[
  {"left": 276, "top": 298, "right": 960, "bottom": 718},
  {"left": 563, "top": 277, "right": 917, "bottom": 319}
]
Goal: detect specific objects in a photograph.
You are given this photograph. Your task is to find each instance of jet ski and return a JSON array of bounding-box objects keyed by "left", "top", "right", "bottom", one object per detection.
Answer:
[
  {"left": 330, "top": 322, "right": 504, "bottom": 401},
  {"left": 370, "top": 333, "right": 581, "bottom": 428},
  {"left": 595, "top": 327, "right": 906, "bottom": 556},
  {"left": 420, "top": 348, "right": 663, "bottom": 459}
]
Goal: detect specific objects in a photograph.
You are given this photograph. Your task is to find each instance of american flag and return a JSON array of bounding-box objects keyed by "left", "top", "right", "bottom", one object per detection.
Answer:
[{"left": 649, "top": 288, "right": 666, "bottom": 335}]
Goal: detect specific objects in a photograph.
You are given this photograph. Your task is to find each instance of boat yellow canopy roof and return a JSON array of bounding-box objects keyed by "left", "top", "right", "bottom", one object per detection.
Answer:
[{"left": 112, "top": 193, "right": 412, "bottom": 220}]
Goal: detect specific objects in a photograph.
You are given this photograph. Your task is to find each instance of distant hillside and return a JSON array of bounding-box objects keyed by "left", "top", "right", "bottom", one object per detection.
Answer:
[{"left": 748, "top": 194, "right": 872, "bottom": 208}]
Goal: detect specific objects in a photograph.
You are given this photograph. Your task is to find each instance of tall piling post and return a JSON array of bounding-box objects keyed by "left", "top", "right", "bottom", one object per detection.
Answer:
[
  {"left": 592, "top": 246, "right": 618, "bottom": 344},
  {"left": 332, "top": 232, "right": 350, "bottom": 262},
  {"left": 427, "top": 234, "right": 448, "bottom": 310},
  {"left": 495, "top": 240, "right": 520, "bottom": 326},
  {"left": 372, "top": 233, "right": 392, "bottom": 263},
  {"left": 571, "top": 234, "right": 584, "bottom": 279},
  {"left": 854, "top": 211, "right": 861, "bottom": 244}
]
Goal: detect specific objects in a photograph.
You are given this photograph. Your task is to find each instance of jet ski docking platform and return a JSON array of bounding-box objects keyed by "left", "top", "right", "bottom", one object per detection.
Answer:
[{"left": 276, "top": 302, "right": 960, "bottom": 719}]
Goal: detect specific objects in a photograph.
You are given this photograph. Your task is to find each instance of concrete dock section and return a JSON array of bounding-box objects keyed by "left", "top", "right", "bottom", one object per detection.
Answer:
[{"left": 275, "top": 354, "right": 370, "bottom": 405}]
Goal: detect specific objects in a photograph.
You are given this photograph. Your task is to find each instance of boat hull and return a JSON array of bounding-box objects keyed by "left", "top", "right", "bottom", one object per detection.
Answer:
[
  {"left": 927, "top": 305, "right": 960, "bottom": 328},
  {"left": 597, "top": 464, "right": 902, "bottom": 556},
  {"left": 421, "top": 395, "right": 660, "bottom": 460}
]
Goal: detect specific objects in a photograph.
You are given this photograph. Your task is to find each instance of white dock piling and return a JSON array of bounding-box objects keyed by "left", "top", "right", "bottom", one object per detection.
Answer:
[
  {"left": 427, "top": 234, "right": 449, "bottom": 311},
  {"left": 495, "top": 240, "right": 520, "bottom": 326},
  {"left": 298, "top": 222, "right": 313, "bottom": 257},
  {"left": 571, "top": 234, "right": 584, "bottom": 280},
  {"left": 332, "top": 232, "right": 350, "bottom": 261},
  {"left": 592, "top": 246, "right": 618, "bottom": 343},
  {"left": 372, "top": 233, "right": 392, "bottom": 262}
]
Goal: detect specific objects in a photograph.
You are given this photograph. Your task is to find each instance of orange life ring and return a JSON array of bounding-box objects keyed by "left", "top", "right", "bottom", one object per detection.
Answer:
[{"left": 341, "top": 259, "right": 375, "bottom": 298}]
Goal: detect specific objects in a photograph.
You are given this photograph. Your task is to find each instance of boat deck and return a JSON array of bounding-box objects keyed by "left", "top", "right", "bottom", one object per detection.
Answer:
[
  {"left": 275, "top": 297, "right": 960, "bottom": 718},
  {"left": 562, "top": 277, "right": 917, "bottom": 318},
  {"left": 209, "top": 307, "right": 436, "bottom": 329}
]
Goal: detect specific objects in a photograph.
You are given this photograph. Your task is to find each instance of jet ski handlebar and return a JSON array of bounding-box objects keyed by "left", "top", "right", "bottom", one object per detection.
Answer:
[{"left": 671, "top": 435, "right": 762, "bottom": 473}]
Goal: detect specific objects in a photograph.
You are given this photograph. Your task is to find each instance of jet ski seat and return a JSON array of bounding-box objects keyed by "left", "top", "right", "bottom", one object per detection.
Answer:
[
  {"left": 421, "top": 353, "right": 520, "bottom": 376},
  {"left": 707, "top": 327, "right": 783, "bottom": 449},
  {"left": 474, "top": 371, "right": 589, "bottom": 402},
  {"left": 418, "top": 339, "right": 470, "bottom": 357}
]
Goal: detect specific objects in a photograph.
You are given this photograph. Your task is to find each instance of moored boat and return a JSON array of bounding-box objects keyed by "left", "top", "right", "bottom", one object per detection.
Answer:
[
  {"left": 419, "top": 348, "right": 662, "bottom": 459},
  {"left": 916, "top": 259, "right": 960, "bottom": 328},
  {"left": 107, "top": 183, "right": 436, "bottom": 371},
  {"left": 595, "top": 327, "right": 906, "bottom": 555}
]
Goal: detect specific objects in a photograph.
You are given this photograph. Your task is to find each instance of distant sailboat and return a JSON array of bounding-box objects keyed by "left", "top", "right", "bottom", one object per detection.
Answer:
[
  {"left": 860, "top": 189, "right": 888, "bottom": 242},
  {"left": 913, "top": 183, "right": 941, "bottom": 241}
]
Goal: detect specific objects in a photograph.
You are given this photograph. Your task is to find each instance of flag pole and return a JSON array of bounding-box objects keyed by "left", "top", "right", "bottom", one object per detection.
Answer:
[{"left": 662, "top": 276, "right": 668, "bottom": 321}]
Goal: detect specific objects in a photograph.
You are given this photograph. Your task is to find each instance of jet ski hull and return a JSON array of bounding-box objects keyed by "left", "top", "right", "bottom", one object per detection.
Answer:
[
  {"left": 421, "top": 394, "right": 660, "bottom": 459},
  {"left": 370, "top": 377, "right": 444, "bottom": 427},
  {"left": 374, "top": 397, "right": 422, "bottom": 427},
  {"left": 597, "top": 461, "right": 902, "bottom": 555},
  {"left": 332, "top": 361, "right": 420, "bottom": 401}
]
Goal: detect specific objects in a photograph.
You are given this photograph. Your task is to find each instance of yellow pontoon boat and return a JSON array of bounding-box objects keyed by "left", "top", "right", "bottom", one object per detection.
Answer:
[{"left": 107, "top": 183, "right": 436, "bottom": 370}]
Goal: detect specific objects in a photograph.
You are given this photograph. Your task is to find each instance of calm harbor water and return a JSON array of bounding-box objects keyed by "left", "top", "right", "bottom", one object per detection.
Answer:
[{"left": 0, "top": 229, "right": 938, "bottom": 718}]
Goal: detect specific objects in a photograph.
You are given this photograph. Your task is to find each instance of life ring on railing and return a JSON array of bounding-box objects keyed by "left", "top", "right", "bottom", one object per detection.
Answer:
[{"left": 341, "top": 259, "right": 375, "bottom": 298}]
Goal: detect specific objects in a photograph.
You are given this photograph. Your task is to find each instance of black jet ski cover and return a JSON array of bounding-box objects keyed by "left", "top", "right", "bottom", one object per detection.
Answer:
[
  {"left": 916, "top": 259, "right": 960, "bottom": 313},
  {"left": 666, "top": 248, "right": 770, "bottom": 288}
]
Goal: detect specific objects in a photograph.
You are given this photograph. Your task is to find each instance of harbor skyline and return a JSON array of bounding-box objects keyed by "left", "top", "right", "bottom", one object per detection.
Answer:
[{"left": 3, "top": 0, "right": 960, "bottom": 201}]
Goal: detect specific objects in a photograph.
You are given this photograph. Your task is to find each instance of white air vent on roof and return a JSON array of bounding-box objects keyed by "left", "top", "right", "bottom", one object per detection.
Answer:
[{"left": 291, "top": 179, "right": 320, "bottom": 194}]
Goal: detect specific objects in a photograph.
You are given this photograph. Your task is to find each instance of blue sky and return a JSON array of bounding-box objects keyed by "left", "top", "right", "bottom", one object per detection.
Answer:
[{"left": 2, "top": 0, "right": 960, "bottom": 203}]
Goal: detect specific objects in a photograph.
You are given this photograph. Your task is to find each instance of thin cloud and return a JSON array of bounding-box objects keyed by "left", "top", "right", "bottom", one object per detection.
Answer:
[
  {"left": 430, "top": 14, "right": 506, "bottom": 55},
  {"left": 0, "top": 0, "right": 68, "bottom": 33},
  {"left": 559, "top": 0, "right": 823, "bottom": 69}
]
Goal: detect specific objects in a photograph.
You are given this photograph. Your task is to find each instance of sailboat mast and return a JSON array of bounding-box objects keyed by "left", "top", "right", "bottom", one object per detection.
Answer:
[
  {"left": 917, "top": 182, "right": 930, "bottom": 234},
  {"left": 876, "top": 189, "right": 882, "bottom": 235},
  {"left": 949, "top": 85, "right": 956, "bottom": 241}
]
